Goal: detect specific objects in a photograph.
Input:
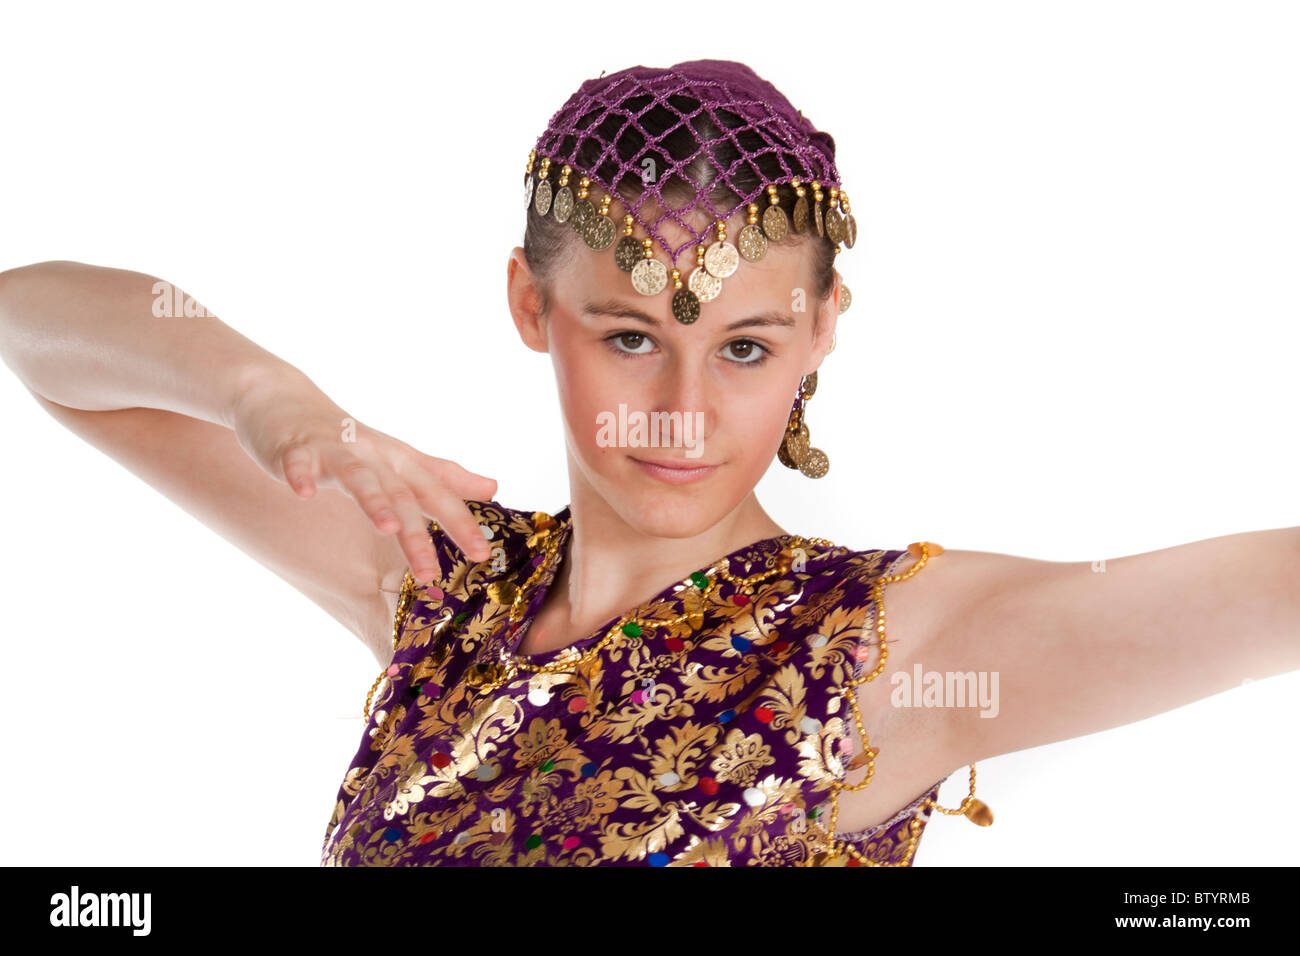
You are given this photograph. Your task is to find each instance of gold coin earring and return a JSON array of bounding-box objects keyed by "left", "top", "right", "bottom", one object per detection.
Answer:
[
  {"left": 779, "top": 379, "right": 809, "bottom": 470},
  {"left": 533, "top": 156, "right": 553, "bottom": 217},
  {"left": 799, "top": 371, "right": 830, "bottom": 478}
]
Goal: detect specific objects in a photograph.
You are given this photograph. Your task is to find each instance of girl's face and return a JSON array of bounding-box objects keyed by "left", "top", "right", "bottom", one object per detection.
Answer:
[{"left": 509, "top": 210, "right": 839, "bottom": 539}]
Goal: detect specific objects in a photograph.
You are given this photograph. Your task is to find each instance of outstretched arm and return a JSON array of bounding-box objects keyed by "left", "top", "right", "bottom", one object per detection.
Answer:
[{"left": 892, "top": 527, "right": 1300, "bottom": 766}]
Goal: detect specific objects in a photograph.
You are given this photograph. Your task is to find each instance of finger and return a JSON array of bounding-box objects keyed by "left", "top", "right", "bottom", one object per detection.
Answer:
[
  {"left": 413, "top": 453, "right": 499, "bottom": 501},
  {"left": 371, "top": 468, "right": 448, "bottom": 582},
  {"left": 280, "top": 443, "right": 318, "bottom": 498},
  {"left": 380, "top": 468, "right": 493, "bottom": 578},
  {"left": 395, "top": 459, "right": 496, "bottom": 567},
  {"left": 323, "top": 451, "right": 402, "bottom": 534}
]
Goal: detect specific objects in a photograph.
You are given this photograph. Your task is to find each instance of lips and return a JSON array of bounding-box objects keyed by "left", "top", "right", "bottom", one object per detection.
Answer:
[
  {"left": 631, "top": 457, "right": 719, "bottom": 469},
  {"left": 629, "top": 456, "right": 721, "bottom": 485}
]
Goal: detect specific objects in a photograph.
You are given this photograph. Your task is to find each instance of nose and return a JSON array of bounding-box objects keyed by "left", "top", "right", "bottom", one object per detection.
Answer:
[{"left": 648, "top": 354, "right": 713, "bottom": 449}]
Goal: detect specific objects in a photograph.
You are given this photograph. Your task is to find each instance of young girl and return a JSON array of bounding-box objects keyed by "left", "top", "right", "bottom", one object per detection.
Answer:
[{"left": 2, "top": 59, "right": 1295, "bottom": 867}]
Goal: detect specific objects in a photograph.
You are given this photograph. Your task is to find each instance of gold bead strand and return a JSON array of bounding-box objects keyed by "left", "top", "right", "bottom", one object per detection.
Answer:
[
  {"left": 761, "top": 183, "right": 789, "bottom": 240},
  {"left": 703, "top": 218, "right": 739, "bottom": 280},
  {"left": 688, "top": 239, "right": 721, "bottom": 303},
  {"left": 614, "top": 214, "right": 641, "bottom": 274},
  {"left": 790, "top": 177, "right": 809, "bottom": 233},
  {"left": 570, "top": 175, "right": 595, "bottom": 234},
  {"left": 824, "top": 186, "right": 846, "bottom": 245},
  {"left": 581, "top": 191, "right": 616, "bottom": 250},
  {"left": 840, "top": 188, "right": 857, "bottom": 249},
  {"left": 533, "top": 156, "right": 553, "bottom": 216},
  {"left": 552, "top": 164, "right": 575, "bottom": 222},
  {"left": 524, "top": 149, "right": 537, "bottom": 209},
  {"left": 473, "top": 525, "right": 837, "bottom": 692},
  {"left": 835, "top": 189, "right": 853, "bottom": 319},
  {"left": 630, "top": 236, "right": 668, "bottom": 296},
  {"left": 362, "top": 567, "right": 419, "bottom": 722},
  {"left": 810, "top": 179, "right": 825, "bottom": 238},
  {"left": 737, "top": 202, "right": 768, "bottom": 261},
  {"left": 670, "top": 266, "right": 700, "bottom": 325},
  {"left": 810, "top": 541, "right": 989, "bottom": 866}
]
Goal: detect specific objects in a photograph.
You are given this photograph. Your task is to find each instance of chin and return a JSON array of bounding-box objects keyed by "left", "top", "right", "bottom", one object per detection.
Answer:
[{"left": 581, "top": 457, "right": 743, "bottom": 539}]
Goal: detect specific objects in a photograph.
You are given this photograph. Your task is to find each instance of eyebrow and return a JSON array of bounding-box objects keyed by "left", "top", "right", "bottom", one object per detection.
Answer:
[{"left": 582, "top": 298, "right": 798, "bottom": 332}]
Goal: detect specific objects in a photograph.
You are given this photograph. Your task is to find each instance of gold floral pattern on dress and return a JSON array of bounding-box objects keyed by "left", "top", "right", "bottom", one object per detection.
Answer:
[
  {"left": 320, "top": 500, "right": 950, "bottom": 867},
  {"left": 709, "top": 728, "right": 773, "bottom": 787}
]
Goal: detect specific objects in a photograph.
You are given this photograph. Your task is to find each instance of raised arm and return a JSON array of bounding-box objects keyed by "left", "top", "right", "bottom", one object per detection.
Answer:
[
  {"left": 0, "top": 260, "right": 497, "bottom": 664},
  {"left": 883, "top": 527, "right": 1300, "bottom": 767}
]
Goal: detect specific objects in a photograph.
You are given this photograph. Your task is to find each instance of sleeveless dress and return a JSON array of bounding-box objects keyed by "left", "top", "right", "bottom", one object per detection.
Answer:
[{"left": 320, "top": 500, "right": 955, "bottom": 867}]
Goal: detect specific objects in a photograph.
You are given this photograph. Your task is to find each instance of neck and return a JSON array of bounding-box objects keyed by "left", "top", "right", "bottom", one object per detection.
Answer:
[{"left": 545, "top": 457, "right": 788, "bottom": 634}]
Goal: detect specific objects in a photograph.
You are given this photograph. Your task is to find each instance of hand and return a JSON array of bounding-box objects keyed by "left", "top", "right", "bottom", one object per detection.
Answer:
[{"left": 231, "top": 369, "right": 497, "bottom": 583}]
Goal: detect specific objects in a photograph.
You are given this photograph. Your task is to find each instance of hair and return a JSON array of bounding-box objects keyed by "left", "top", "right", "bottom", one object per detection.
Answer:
[{"left": 523, "top": 89, "right": 838, "bottom": 335}]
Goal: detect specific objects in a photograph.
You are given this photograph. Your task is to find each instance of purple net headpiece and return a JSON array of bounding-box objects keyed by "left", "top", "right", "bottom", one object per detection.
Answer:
[{"left": 524, "top": 59, "right": 857, "bottom": 325}]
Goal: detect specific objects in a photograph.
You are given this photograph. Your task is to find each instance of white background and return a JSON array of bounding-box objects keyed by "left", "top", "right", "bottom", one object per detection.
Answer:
[{"left": 0, "top": 0, "right": 1296, "bottom": 867}]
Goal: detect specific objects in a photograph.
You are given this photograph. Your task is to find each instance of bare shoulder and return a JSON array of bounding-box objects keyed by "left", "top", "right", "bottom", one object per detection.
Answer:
[
  {"left": 880, "top": 544, "right": 1059, "bottom": 652},
  {"left": 831, "top": 544, "right": 1058, "bottom": 831}
]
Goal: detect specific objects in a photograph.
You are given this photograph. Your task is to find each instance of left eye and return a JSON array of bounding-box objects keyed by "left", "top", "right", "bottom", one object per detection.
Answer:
[
  {"left": 605, "top": 333, "right": 770, "bottom": 366},
  {"left": 725, "top": 340, "right": 768, "bottom": 363},
  {"left": 608, "top": 332, "right": 654, "bottom": 355}
]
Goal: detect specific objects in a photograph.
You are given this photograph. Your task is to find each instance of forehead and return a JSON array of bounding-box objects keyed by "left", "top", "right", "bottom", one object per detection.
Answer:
[{"left": 556, "top": 202, "right": 815, "bottom": 325}]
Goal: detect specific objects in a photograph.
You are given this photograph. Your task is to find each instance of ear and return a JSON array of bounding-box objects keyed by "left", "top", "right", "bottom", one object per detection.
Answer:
[
  {"left": 803, "top": 271, "right": 841, "bottom": 376},
  {"left": 507, "top": 246, "right": 550, "bottom": 354}
]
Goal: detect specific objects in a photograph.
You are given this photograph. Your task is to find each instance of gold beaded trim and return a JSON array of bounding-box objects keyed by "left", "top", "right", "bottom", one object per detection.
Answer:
[
  {"left": 525, "top": 150, "right": 855, "bottom": 320},
  {"left": 362, "top": 520, "right": 441, "bottom": 722},
  {"left": 467, "top": 514, "right": 837, "bottom": 691},
  {"left": 800, "top": 542, "right": 992, "bottom": 867},
  {"left": 359, "top": 513, "right": 829, "bottom": 713}
]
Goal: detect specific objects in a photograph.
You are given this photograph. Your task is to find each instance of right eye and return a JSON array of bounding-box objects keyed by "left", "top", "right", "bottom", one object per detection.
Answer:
[{"left": 605, "top": 332, "right": 655, "bottom": 358}]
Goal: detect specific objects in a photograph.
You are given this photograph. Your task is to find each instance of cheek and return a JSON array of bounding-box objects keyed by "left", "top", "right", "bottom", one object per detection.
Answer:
[
  {"left": 738, "top": 387, "right": 794, "bottom": 444},
  {"left": 551, "top": 344, "right": 626, "bottom": 453},
  {"left": 745, "top": 383, "right": 800, "bottom": 476}
]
